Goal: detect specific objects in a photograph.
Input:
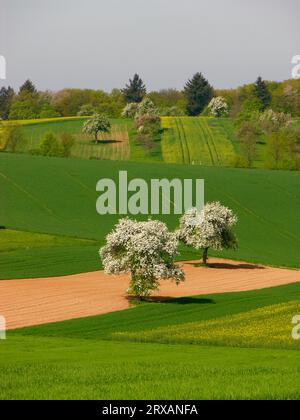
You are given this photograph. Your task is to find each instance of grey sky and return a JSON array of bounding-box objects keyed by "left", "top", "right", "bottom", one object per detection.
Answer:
[{"left": 0, "top": 0, "right": 299, "bottom": 92}]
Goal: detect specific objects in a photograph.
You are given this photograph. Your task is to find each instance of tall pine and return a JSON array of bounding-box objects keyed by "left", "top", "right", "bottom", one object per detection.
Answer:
[
  {"left": 253, "top": 77, "right": 271, "bottom": 111},
  {"left": 19, "top": 79, "right": 37, "bottom": 96},
  {"left": 0, "top": 86, "right": 14, "bottom": 120},
  {"left": 122, "top": 74, "right": 146, "bottom": 103},
  {"left": 184, "top": 73, "right": 214, "bottom": 116}
]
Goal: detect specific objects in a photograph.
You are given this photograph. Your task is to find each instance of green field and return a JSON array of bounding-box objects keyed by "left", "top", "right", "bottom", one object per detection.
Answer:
[
  {"left": 161, "top": 117, "right": 236, "bottom": 166},
  {"left": 1, "top": 282, "right": 300, "bottom": 400},
  {"left": 2, "top": 116, "right": 300, "bottom": 169},
  {"left": 2, "top": 118, "right": 132, "bottom": 162},
  {"left": 1, "top": 152, "right": 300, "bottom": 279}
]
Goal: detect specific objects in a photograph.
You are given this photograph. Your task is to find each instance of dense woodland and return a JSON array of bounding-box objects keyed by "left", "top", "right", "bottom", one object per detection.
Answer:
[{"left": 1, "top": 74, "right": 300, "bottom": 120}]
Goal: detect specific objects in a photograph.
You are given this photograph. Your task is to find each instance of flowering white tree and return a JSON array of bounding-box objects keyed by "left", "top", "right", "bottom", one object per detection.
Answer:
[
  {"left": 83, "top": 114, "right": 111, "bottom": 142},
  {"left": 207, "top": 97, "right": 229, "bottom": 117},
  {"left": 136, "top": 98, "right": 159, "bottom": 117},
  {"left": 121, "top": 103, "right": 139, "bottom": 119},
  {"left": 178, "top": 202, "right": 238, "bottom": 265},
  {"left": 100, "top": 219, "right": 184, "bottom": 299},
  {"left": 258, "top": 109, "right": 292, "bottom": 132}
]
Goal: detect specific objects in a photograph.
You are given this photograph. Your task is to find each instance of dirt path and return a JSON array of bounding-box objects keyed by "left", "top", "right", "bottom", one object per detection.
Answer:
[{"left": 1, "top": 258, "right": 300, "bottom": 330}]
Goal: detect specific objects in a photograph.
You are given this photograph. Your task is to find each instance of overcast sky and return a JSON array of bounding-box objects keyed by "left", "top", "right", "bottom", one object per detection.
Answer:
[{"left": 0, "top": 0, "right": 299, "bottom": 92}]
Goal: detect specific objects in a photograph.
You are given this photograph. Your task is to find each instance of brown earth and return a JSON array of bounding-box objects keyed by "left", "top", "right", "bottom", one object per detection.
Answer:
[{"left": 1, "top": 258, "right": 300, "bottom": 330}]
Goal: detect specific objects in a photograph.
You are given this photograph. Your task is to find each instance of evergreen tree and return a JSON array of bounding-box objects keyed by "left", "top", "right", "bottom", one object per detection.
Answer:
[
  {"left": 19, "top": 79, "right": 37, "bottom": 96},
  {"left": 122, "top": 74, "right": 146, "bottom": 103},
  {"left": 253, "top": 77, "right": 272, "bottom": 111},
  {"left": 0, "top": 86, "right": 14, "bottom": 120},
  {"left": 184, "top": 73, "right": 214, "bottom": 116}
]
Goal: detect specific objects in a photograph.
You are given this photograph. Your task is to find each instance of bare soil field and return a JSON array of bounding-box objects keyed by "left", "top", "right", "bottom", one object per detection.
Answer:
[{"left": 1, "top": 258, "right": 300, "bottom": 330}]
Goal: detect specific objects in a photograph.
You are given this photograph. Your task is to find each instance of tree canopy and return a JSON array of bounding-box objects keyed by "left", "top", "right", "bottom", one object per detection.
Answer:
[
  {"left": 122, "top": 74, "right": 146, "bottom": 103},
  {"left": 184, "top": 73, "right": 214, "bottom": 116}
]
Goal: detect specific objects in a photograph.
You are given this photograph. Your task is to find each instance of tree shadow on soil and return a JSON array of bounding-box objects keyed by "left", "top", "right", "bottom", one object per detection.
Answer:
[
  {"left": 186, "top": 262, "right": 265, "bottom": 270},
  {"left": 127, "top": 296, "right": 215, "bottom": 305},
  {"left": 92, "top": 140, "right": 122, "bottom": 144}
]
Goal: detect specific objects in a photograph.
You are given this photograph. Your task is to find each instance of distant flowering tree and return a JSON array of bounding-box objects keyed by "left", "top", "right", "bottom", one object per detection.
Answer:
[
  {"left": 100, "top": 219, "right": 185, "bottom": 299},
  {"left": 207, "top": 97, "right": 229, "bottom": 117},
  {"left": 136, "top": 98, "right": 159, "bottom": 117},
  {"left": 258, "top": 109, "right": 292, "bottom": 133},
  {"left": 121, "top": 102, "right": 139, "bottom": 119},
  {"left": 178, "top": 203, "right": 238, "bottom": 265},
  {"left": 83, "top": 113, "right": 111, "bottom": 142}
]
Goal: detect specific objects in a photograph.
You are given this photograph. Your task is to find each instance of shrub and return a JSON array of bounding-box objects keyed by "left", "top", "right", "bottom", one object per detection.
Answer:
[
  {"left": 60, "top": 133, "right": 75, "bottom": 157},
  {"left": 39, "top": 132, "right": 63, "bottom": 157},
  {"left": 39, "top": 104, "right": 60, "bottom": 119},
  {"left": 160, "top": 106, "right": 185, "bottom": 116},
  {"left": 77, "top": 104, "right": 95, "bottom": 117},
  {"left": 2, "top": 124, "right": 26, "bottom": 152}
]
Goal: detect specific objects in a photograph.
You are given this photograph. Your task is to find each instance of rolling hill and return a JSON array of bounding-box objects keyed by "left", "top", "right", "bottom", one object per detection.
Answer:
[{"left": 1, "top": 152, "right": 300, "bottom": 279}]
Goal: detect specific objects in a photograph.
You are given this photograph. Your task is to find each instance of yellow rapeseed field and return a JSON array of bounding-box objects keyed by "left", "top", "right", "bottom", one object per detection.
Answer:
[{"left": 114, "top": 301, "right": 300, "bottom": 349}]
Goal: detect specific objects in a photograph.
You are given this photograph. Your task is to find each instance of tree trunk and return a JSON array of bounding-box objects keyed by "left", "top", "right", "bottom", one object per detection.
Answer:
[{"left": 203, "top": 248, "right": 209, "bottom": 265}]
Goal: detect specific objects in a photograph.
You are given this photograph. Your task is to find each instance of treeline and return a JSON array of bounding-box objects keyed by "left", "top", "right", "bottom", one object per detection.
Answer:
[{"left": 0, "top": 74, "right": 300, "bottom": 121}]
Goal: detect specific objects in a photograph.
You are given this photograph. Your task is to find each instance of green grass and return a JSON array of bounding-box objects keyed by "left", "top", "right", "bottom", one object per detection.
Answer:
[
  {"left": 1, "top": 152, "right": 300, "bottom": 279},
  {"left": 6, "top": 118, "right": 132, "bottom": 161},
  {"left": 161, "top": 117, "right": 236, "bottom": 166},
  {"left": 114, "top": 301, "right": 300, "bottom": 350},
  {"left": 0, "top": 229, "right": 100, "bottom": 279},
  {"left": 2, "top": 283, "right": 300, "bottom": 400},
  {"left": 1, "top": 336, "right": 300, "bottom": 400}
]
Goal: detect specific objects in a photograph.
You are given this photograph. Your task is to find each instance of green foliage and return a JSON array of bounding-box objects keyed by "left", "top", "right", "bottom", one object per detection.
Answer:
[
  {"left": 38, "top": 131, "right": 75, "bottom": 157},
  {"left": 9, "top": 99, "right": 39, "bottom": 120},
  {"left": 39, "top": 103, "right": 60, "bottom": 119},
  {"left": 0, "top": 86, "right": 14, "bottom": 120},
  {"left": 19, "top": 79, "right": 37, "bottom": 95},
  {"left": 2, "top": 124, "right": 26, "bottom": 152},
  {"left": 122, "top": 74, "right": 147, "bottom": 103},
  {"left": 160, "top": 106, "right": 185, "bottom": 116},
  {"left": 148, "top": 89, "right": 187, "bottom": 114},
  {"left": 236, "top": 122, "right": 260, "bottom": 168},
  {"left": 184, "top": 73, "right": 214, "bottom": 116},
  {"left": 253, "top": 77, "right": 272, "bottom": 111},
  {"left": 60, "top": 133, "right": 75, "bottom": 157},
  {"left": 77, "top": 104, "right": 95, "bottom": 116},
  {"left": 39, "top": 132, "right": 63, "bottom": 157}
]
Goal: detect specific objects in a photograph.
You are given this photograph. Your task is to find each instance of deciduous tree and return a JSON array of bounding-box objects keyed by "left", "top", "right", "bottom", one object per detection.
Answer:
[
  {"left": 178, "top": 203, "right": 238, "bottom": 265},
  {"left": 100, "top": 219, "right": 184, "bottom": 299}
]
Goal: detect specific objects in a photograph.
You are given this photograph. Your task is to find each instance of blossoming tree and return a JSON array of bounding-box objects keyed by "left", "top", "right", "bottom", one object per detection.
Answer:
[
  {"left": 83, "top": 113, "right": 111, "bottom": 143},
  {"left": 178, "top": 202, "right": 238, "bottom": 265},
  {"left": 207, "top": 97, "right": 229, "bottom": 117},
  {"left": 100, "top": 219, "right": 185, "bottom": 299}
]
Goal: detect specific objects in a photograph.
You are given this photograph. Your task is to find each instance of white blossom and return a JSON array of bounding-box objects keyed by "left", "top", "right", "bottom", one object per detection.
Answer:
[
  {"left": 207, "top": 97, "right": 229, "bottom": 117},
  {"left": 100, "top": 218, "right": 184, "bottom": 298},
  {"left": 178, "top": 202, "right": 238, "bottom": 253}
]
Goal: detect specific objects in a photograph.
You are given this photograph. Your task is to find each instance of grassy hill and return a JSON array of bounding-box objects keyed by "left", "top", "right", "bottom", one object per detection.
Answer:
[
  {"left": 161, "top": 117, "right": 236, "bottom": 166},
  {"left": 1, "top": 153, "right": 300, "bottom": 279},
  {"left": 2, "top": 282, "right": 300, "bottom": 399},
  {"left": 2, "top": 116, "right": 300, "bottom": 169},
  {"left": 1, "top": 118, "right": 132, "bottom": 162}
]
